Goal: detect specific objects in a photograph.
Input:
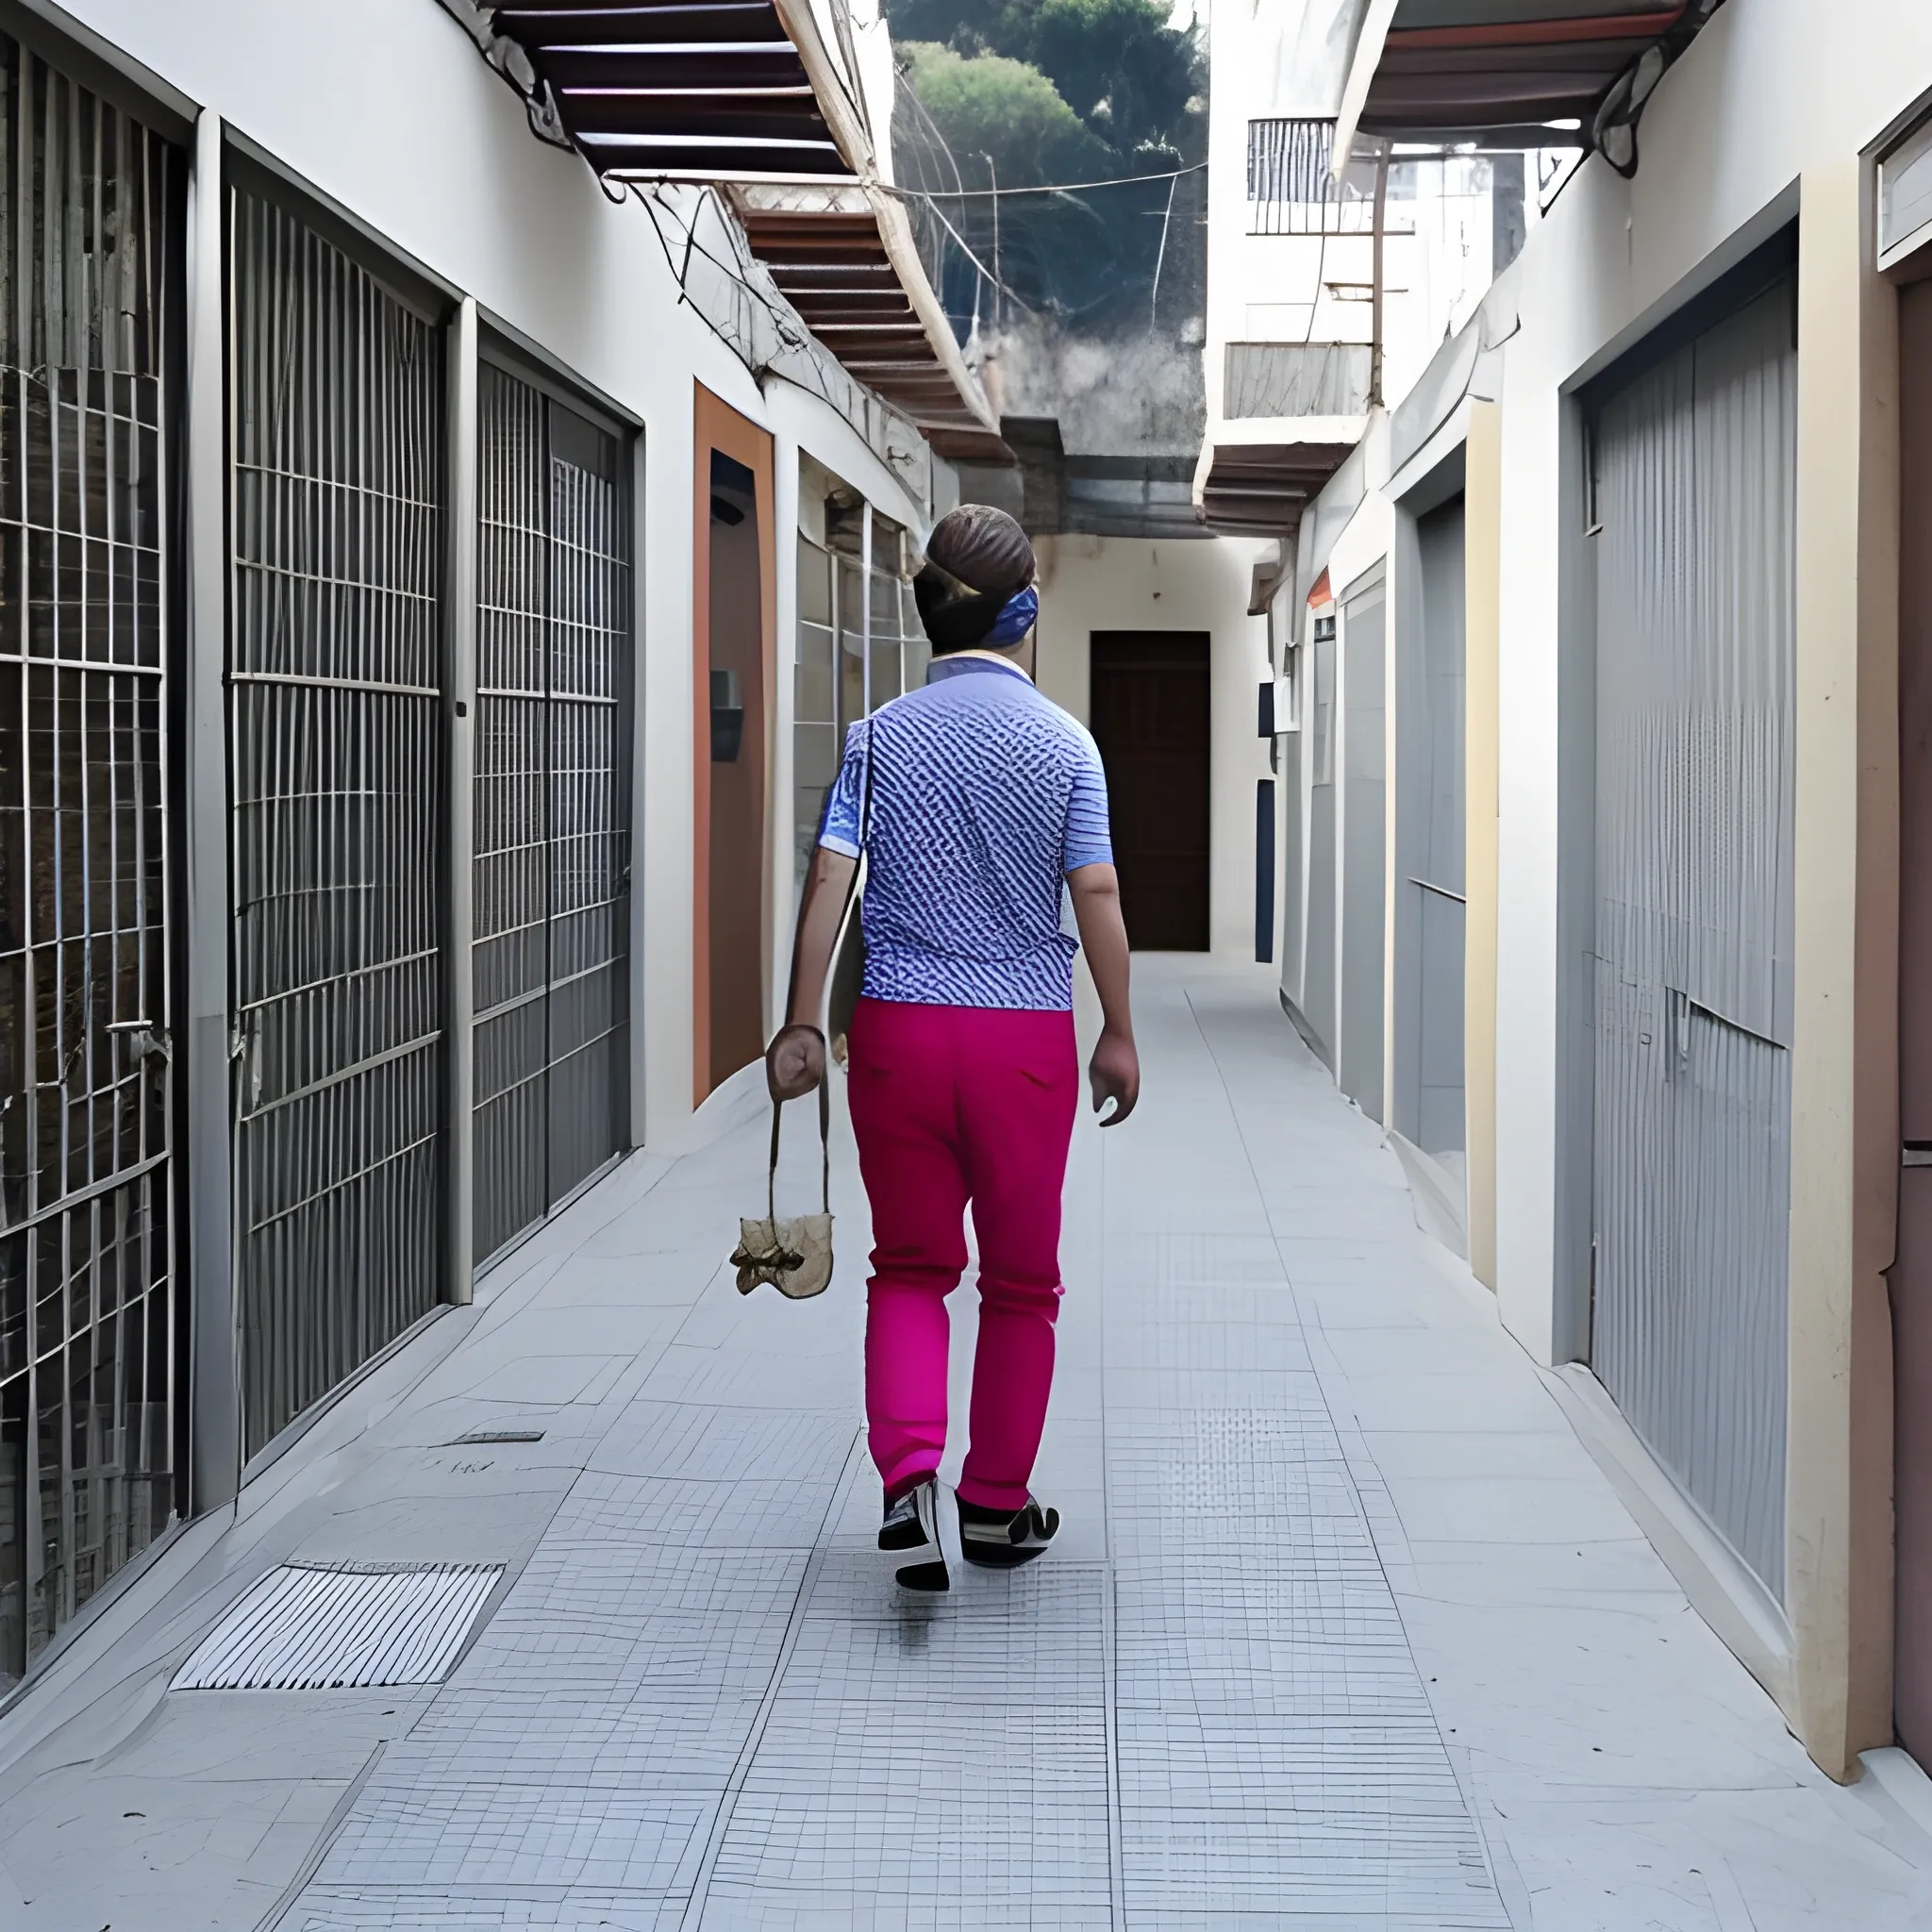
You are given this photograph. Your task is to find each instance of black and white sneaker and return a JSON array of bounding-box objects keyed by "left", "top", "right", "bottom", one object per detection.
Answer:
[
  {"left": 883, "top": 1476, "right": 950, "bottom": 1591},
  {"left": 879, "top": 1478, "right": 935, "bottom": 1553},
  {"left": 958, "top": 1494, "right": 1058, "bottom": 1570}
]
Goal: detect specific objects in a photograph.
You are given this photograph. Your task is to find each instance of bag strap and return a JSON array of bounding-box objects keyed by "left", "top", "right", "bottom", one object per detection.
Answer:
[
  {"left": 769, "top": 716, "right": 874, "bottom": 1222},
  {"left": 859, "top": 716, "right": 876, "bottom": 850},
  {"left": 767, "top": 1074, "right": 833, "bottom": 1222}
]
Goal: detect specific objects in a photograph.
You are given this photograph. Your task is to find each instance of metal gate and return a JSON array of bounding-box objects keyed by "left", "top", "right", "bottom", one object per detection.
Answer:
[
  {"left": 1590, "top": 275, "right": 1796, "bottom": 1595},
  {"left": 0, "top": 38, "right": 182, "bottom": 1683},
  {"left": 472, "top": 362, "right": 630, "bottom": 1266},
  {"left": 229, "top": 189, "right": 446, "bottom": 1458}
]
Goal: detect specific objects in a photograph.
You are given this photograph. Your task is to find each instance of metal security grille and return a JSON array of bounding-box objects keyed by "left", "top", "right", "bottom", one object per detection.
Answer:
[
  {"left": 473, "top": 363, "right": 630, "bottom": 1266},
  {"left": 0, "top": 38, "right": 181, "bottom": 1686},
  {"left": 1246, "top": 118, "right": 1370, "bottom": 236},
  {"left": 229, "top": 190, "right": 445, "bottom": 1458}
]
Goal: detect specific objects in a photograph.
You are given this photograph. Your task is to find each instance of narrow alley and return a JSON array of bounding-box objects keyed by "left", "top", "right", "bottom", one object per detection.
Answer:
[
  {"left": 3, "top": 963, "right": 1924, "bottom": 1928},
  {"left": 11, "top": 3, "right": 1932, "bottom": 1921}
]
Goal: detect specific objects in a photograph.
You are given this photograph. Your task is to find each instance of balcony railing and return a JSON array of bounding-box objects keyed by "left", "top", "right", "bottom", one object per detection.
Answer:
[
  {"left": 1224, "top": 341, "right": 1373, "bottom": 420},
  {"left": 1246, "top": 118, "right": 1374, "bottom": 236}
]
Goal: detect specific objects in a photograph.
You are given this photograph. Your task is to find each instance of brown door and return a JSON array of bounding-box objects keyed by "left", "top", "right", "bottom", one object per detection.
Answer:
[
  {"left": 693, "top": 386, "right": 776, "bottom": 1104},
  {"left": 1897, "top": 279, "right": 1932, "bottom": 1770},
  {"left": 1090, "top": 632, "right": 1211, "bottom": 950}
]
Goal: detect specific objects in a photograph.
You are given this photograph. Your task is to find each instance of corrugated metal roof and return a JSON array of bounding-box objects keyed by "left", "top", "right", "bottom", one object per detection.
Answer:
[
  {"left": 441, "top": 1, "right": 996, "bottom": 446},
  {"left": 493, "top": 0, "right": 852, "bottom": 182},
  {"left": 1337, "top": 0, "right": 1726, "bottom": 170},
  {"left": 1199, "top": 441, "right": 1359, "bottom": 537}
]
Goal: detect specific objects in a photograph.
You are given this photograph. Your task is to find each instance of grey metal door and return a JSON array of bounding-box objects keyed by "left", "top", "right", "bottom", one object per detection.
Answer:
[
  {"left": 229, "top": 189, "right": 446, "bottom": 1458},
  {"left": 473, "top": 363, "right": 630, "bottom": 1266},
  {"left": 0, "top": 37, "right": 183, "bottom": 1687},
  {"left": 1590, "top": 275, "right": 1795, "bottom": 1596},
  {"left": 1400, "top": 499, "right": 1467, "bottom": 1191},
  {"left": 1301, "top": 610, "right": 1337, "bottom": 1061},
  {"left": 1341, "top": 577, "right": 1386, "bottom": 1121}
]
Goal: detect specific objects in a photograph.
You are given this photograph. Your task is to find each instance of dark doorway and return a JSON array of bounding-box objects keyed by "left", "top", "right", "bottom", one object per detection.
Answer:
[
  {"left": 1090, "top": 633, "right": 1211, "bottom": 951},
  {"left": 706, "top": 449, "right": 767, "bottom": 1094}
]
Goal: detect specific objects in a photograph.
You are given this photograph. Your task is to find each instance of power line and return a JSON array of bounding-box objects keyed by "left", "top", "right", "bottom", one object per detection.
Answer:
[{"left": 889, "top": 159, "right": 1208, "bottom": 201}]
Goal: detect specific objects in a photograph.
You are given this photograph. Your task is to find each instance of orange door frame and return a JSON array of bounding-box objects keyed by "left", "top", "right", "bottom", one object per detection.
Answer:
[{"left": 691, "top": 382, "right": 778, "bottom": 1108}]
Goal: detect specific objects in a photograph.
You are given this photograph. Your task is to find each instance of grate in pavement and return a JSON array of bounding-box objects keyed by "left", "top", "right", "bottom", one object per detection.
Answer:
[{"left": 172, "top": 1561, "right": 503, "bottom": 1690}]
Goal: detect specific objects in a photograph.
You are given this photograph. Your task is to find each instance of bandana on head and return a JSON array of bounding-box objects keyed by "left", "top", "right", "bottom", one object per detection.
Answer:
[{"left": 984, "top": 586, "right": 1039, "bottom": 647}]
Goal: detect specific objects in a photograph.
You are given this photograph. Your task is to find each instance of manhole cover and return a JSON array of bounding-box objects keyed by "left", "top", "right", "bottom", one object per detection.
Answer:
[{"left": 172, "top": 1561, "right": 503, "bottom": 1690}]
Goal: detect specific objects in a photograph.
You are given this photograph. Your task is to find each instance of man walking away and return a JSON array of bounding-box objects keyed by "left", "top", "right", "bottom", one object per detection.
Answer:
[{"left": 767, "top": 504, "right": 1140, "bottom": 1591}]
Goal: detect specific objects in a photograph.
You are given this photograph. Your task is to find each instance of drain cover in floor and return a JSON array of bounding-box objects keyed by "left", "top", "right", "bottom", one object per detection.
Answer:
[{"left": 172, "top": 1561, "right": 503, "bottom": 1690}]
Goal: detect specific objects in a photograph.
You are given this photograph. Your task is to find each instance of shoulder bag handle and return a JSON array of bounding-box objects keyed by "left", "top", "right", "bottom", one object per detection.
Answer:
[
  {"left": 768, "top": 719, "right": 871, "bottom": 1222},
  {"left": 767, "top": 1074, "right": 831, "bottom": 1224}
]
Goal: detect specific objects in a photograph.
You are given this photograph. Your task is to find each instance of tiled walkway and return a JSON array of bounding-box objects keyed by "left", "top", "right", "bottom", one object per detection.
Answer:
[{"left": 5, "top": 960, "right": 1932, "bottom": 1927}]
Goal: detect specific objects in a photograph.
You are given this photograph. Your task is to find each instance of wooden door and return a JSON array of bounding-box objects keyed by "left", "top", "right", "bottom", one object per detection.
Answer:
[{"left": 1090, "top": 633, "right": 1211, "bottom": 951}]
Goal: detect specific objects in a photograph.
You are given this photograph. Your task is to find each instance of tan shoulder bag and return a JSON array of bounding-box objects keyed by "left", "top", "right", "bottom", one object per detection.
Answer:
[{"left": 731, "top": 1078, "right": 834, "bottom": 1299}]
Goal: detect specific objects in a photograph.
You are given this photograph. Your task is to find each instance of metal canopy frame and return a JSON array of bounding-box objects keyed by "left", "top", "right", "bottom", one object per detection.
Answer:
[
  {"left": 439, "top": 0, "right": 997, "bottom": 447},
  {"left": 1335, "top": 1, "right": 1727, "bottom": 175},
  {"left": 487, "top": 0, "right": 852, "bottom": 182}
]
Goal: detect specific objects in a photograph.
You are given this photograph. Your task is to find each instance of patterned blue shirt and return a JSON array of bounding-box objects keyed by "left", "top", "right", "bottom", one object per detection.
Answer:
[{"left": 819, "top": 656, "right": 1114, "bottom": 1011}]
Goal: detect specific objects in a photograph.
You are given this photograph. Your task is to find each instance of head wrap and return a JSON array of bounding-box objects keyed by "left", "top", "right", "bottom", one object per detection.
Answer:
[
  {"left": 984, "top": 585, "right": 1040, "bottom": 648},
  {"left": 915, "top": 504, "right": 1038, "bottom": 653}
]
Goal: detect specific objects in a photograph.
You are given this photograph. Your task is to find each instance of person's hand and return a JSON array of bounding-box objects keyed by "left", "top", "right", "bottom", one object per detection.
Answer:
[
  {"left": 766, "top": 1023, "right": 826, "bottom": 1101},
  {"left": 1089, "top": 1026, "right": 1140, "bottom": 1126}
]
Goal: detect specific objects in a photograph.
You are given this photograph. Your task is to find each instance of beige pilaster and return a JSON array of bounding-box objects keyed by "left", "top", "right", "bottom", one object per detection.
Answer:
[{"left": 1788, "top": 158, "right": 1899, "bottom": 1782}]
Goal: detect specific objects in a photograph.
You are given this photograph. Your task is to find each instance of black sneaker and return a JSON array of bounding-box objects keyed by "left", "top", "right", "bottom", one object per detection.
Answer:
[
  {"left": 890, "top": 1478, "right": 949, "bottom": 1592},
  {"left": 958, "top": 1494, "right": 1058, "bottom": 1569},
  {"left": 878, "top": 1477, "right": 936, "bottom": 1553}
]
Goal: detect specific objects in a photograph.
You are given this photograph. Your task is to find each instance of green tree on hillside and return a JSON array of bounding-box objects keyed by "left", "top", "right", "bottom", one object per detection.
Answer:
[
  {"left": 888, "top": 0, "right": 1203, "bottom": 162},
  {"left": 888, "top": 0, "right": 1206, "bottom": 330},
  {"left": 896, "top": 42, "right": 1113, "bottom": 188}
]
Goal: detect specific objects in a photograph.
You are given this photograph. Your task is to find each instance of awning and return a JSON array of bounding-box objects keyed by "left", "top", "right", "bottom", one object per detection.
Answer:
[
  {"left": 732, "top": 185, "right": 1004, "bottom": 453},
  {"left": 1198, "top": 441, "right": 1358, "bottom": 538},
  {"left": 439, "top": 2, "right": 996, "bottom": 441},
  {"left": 472, "top": 0, "right": 856, "bottom": 183},
  {"left": 1335, "top": 1, "right": 1725, "bottom": 172}
]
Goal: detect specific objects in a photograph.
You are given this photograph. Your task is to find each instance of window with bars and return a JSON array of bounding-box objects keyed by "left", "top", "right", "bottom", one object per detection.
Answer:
[
  {"left": 0, "top": 34, "right": 182, "bottom": 1686},
  {"left": 1246, "top": 118, "right": 1371, "bottom": 236},
  {"left": 794, "top": 530, "right": 837, "bottom": 889},
  {"left": 472, "top": 363, "right": 632, "bottom": 1266},
  {"left": 794, "top": 507, "right": 924, "bottom": 894},
  {"left": 228, "top": 185, "right": 447, "bottom": 1460}
]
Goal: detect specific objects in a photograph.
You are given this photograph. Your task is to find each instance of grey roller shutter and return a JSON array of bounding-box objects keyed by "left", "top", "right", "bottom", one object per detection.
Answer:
[{"left": 1590, "top": 275, "right": 1796, "bottom": 1598}]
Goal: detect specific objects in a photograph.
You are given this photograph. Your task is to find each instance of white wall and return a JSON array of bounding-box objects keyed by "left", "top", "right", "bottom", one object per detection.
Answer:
[
  {"left": 52, "top": 0, "right": 931, "bottom": 1149},
  {"left": 1032, "top": 533, "right": 1274, "bottom": 958}
]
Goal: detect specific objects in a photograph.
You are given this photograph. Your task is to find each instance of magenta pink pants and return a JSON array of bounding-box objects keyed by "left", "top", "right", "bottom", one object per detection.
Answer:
[{"left": 846, "top": 996, "right": 1078, "bottom": 1511}]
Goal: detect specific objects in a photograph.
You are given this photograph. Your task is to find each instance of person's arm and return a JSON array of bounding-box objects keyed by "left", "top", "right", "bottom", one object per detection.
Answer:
[
  {"left": 1069, "top": 862, "right": 1139, "bottom": 1125},
  {"left": 767, "top": 845, "right": 857, "bottom": 1100}
]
